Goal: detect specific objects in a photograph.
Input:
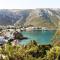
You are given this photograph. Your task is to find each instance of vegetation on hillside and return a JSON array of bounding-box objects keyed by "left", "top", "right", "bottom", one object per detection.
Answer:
[{"left": 0, "top": 40, "right": 60, "bottom": 60}]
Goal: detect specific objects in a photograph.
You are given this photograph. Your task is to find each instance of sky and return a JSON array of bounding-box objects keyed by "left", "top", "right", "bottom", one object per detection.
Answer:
[{"left": 0, "top": 0, "right": 60, "bottom": 9}]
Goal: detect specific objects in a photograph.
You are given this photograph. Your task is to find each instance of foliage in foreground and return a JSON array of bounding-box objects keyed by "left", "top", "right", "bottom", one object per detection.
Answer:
[{"left": 0, "top": 40, "right": 60, "bottom": 60}]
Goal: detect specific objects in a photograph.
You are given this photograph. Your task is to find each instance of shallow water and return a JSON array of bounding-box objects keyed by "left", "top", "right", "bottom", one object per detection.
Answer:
[{"left": 20, "top": 30, "right": 56, "bottom": 45}]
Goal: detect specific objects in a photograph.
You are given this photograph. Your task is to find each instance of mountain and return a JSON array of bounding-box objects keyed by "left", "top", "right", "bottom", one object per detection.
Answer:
[
  {"left": 0, "top": 9, "right": 30, "bottom": 25},
  {"left": 15, "top": 9, "right": 60, "bottom": 29},
  {"left": 0, "top": 9, "right": 60, "bottom": 29}
]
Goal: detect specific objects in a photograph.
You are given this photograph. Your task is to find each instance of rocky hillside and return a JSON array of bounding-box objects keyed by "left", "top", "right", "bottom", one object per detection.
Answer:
[
  {"left": 0, "top": 9, "right": 60, "bottom": 29},
  {"left": 0, "top": 9, "right": 30, "bottom": 25}
]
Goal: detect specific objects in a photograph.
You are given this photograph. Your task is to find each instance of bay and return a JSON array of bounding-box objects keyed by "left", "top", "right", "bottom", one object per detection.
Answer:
[{"left": 20, "top": 30, "right": 56, "bottom": 45}]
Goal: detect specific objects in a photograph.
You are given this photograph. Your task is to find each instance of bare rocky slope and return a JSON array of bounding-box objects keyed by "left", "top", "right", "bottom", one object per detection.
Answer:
[{"left": 0, "top": 9, "right": 60, "bottom": 29}]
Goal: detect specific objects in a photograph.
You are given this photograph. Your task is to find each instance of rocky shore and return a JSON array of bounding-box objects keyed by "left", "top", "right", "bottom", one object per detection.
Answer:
[{"left": 0, "top": 29, "right": 28, "bottom": 45}]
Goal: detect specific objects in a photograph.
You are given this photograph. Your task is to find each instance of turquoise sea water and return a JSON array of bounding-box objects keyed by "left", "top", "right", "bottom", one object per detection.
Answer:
[{"left": 20, "top": 30, "right": 56, "bottom": 45}]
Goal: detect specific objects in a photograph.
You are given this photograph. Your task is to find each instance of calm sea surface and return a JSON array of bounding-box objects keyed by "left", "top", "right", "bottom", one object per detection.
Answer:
[{"left": 20, "top": 30, "right": 56, "bottom": 45}]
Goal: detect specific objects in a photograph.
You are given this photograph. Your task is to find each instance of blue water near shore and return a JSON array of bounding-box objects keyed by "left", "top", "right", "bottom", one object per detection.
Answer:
[{"left": 20, "top": 30, "right": 56, "bottom": 45}]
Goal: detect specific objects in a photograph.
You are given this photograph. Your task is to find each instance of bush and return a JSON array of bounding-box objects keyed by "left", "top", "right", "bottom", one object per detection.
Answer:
[
  {"left": 0, "top": 40, "right": 59, "bottom": 60},
  {"left": 47, "top": 46, "right": 60, "bottom": 60}
]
